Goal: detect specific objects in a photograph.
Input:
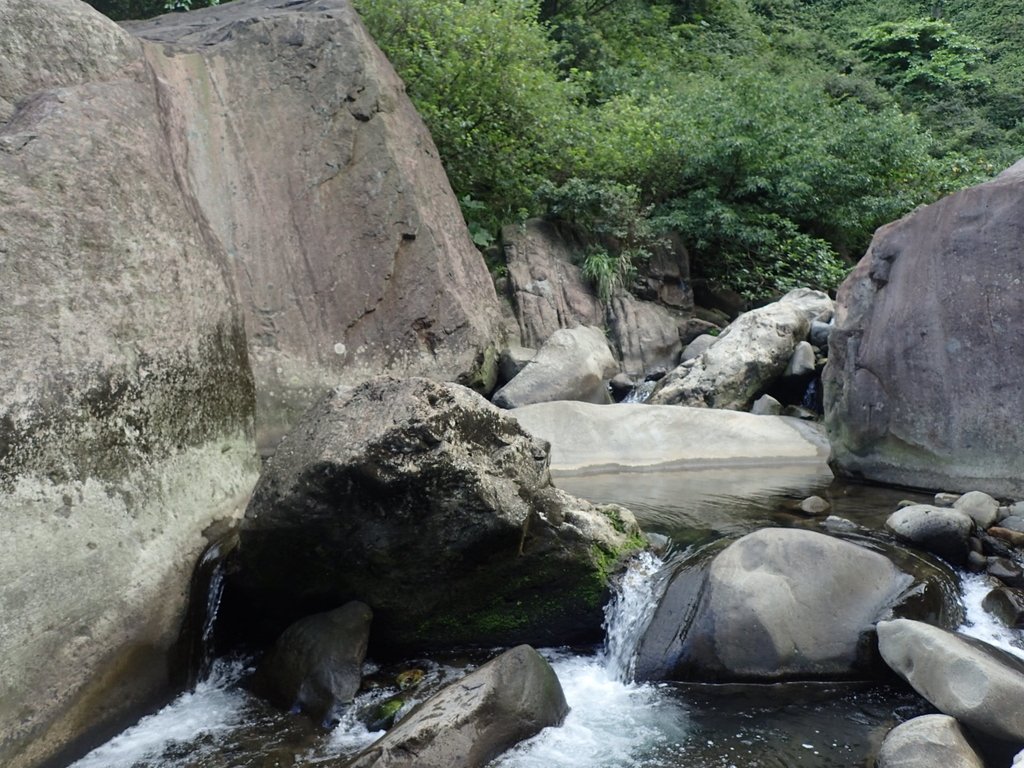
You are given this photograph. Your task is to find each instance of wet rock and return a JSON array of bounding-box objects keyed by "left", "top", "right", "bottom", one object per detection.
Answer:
[
  {"left": 982, "top": 586, "right": 1024, "bottom": 628},
  {"left": 798, "top": 496, "right": 831, "bottom": 516},
  {"left": 346, "top": 645, "right": 568, "bottom": 768},
  {"left": 235, "top": 377, "right": 644, "bottom": 654},
  {"left": 260, "top": 602, "right": 372, "bottom": 724},
  {"left": 967, "top": 551, "right": 988, "bottom": 572},
  {"left": 781, "top": 405, "right": 818, "bottom": 420},
  {"left": 825, "top": 163, "right": 1024, "bottom": 497},
  {"left": 998, "top": 515, "right": 1024, "bottom": 533},
  {"left": 934, "top": 493, "right": 961, "bottom": 508},
  {"left": 953, "top": 491, "right": 1000, "bottom": 529},
  {"left": 988, "top": 527, "right": 1024, "bottom": 549},
  {"left": 885, "top": 505, "right": 973, "bottom": 565},
  {"left": 634, "top": 528, "right": 957, "bottom": 682},
  {"left": 876, "top": 714, "right": 984, "bottom": 768},
  {"left": 609, "top": 372, "right": 635, "bottom": 402},
  {"left": 877, "top": 618, "right": 1024, "bottom": 742},
  {"left": 492, "top": 326, "right": 618, "bottom": 408},
  {"left": 650, "top": 289, "right": 833, "bottom": 409},
  {"left": 809, "top": 319, "right": 833, "bottom": 349},
  {"left": 986, "top": 557, "right": 1024, "bottom": 588}
]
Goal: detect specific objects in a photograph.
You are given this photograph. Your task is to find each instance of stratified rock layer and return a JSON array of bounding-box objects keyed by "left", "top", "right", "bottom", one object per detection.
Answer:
[{"left": 824, "top": 163, "right": 1024, "bottom": 495}]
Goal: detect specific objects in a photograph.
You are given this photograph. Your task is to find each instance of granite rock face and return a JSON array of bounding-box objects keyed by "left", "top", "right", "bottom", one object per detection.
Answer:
[
  {"left": 2, "top": 1, "right": 504, "bottom": 764},
  {"left": 1, "top": 3, "right": 257, "bottom": 766},
  {"left": 824, "top": 162, "right": 1024, "bottom": 496},
  {"left": 126, "top": 0, "right": 503, "bottom": 451}
]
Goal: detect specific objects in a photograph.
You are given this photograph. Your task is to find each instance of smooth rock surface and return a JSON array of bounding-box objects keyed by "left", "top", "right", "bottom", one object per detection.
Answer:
[
  {"left": 508, "top": 401, "right": 829, "bottom": 474},
  {"left": 650, "top": 289, "right": 833, "bottom": 409},
  {"left": 345, "top": 645, "right": 568, "bottom": 768},
  {"left": 825, "top": 163, "right": 1024, "bottom": 496},
  {"left": 878, "top": 618, "right": 1024, "bottom": 742},
  {"left": 876, "top": 714, "right": 984, "bottom": 768},
  {"left": 634, "top": 529, "right": 935, "bottom": 682},
  {"left": 492, "top": 326, "right": 618, "bottom": 408},
  {"left": 953, "top": 491, "right": 1000, "bottom": 529},
  {"left": 1, "top": 3, "right": 259, "bottom": 765},
  {"left": 127, "top": 0, "right": 503, "bottom": 449},
  {"left": 234, "top": 378, "right": 643, "bottom": 653},
  {"left": 885, "top": 505, "right": 974, "bottom": 564},
  {"left": 260, "top": 602, "right": 372, "bottom": 723}
]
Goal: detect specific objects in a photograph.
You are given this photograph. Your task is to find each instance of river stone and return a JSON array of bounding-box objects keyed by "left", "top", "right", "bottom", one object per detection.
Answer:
[
  {"left": 954, "top": 491, "right": 1000, "bottom": 529},
  {"left": 982, "top": 586, "right": 1024, "bottom": 628},
  {"left": 498, "top": 346, "right": 537, "bottom": 387},
  {"left": 260, "top": 601, "right": 372, "bottom": 724},
  {"left": 934, "top": 493, "right": 961, "bottom": 508},
  {"left": 649, "top": 288, "right": 833, "bottom": 409},
  {"left": 126, "top": 0, "right": 503, "bottom": 452},
  {"left": 999, "top": 515, "right": 1024, "bottom": 533},
  {"left": 1, "top": 2, "right": 260, "bottom": 765},
  {"left": 824, "top": 162, "right": 1024, "bottom": 497},
  {"left": 633, "top": 528, "right": 939, "bottom": 682},
  {"left": 345, "top": 645, "right": 568, "bottom": 768},
  {"left": 607, "top": 293, "right": 687, "bottom": 376},
  {"left": 492, "top": 326, "right": 618, "bottom": 408},
  {"left": 885, "top": 505, "right": 974, "bottom": 565},
  {"left": 986, "top": 557, "right": 1024, "bottom": 588},
  {"left": 988, "top": 527, "right": 1024, "bottom": 548},
  {"left": 876, "top": 714, "right": 984, "bottom": 768},
  {"left": 877, "top": 618, "right": 1024, "bottom": 742},
  {"left": 234, "top": 377, "right": 644, "bottom": 654},
  {"left": 750, "top": 394, "right": 783, "bottom": 416},
  {"left": 507, "top": 401, "right": 829, "bottom": 474}
]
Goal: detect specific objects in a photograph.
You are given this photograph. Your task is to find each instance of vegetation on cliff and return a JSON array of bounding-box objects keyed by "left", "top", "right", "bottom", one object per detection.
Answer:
[
  {"left": 86, "top": 0, "right": 1023, "bottom": 300},
  {"left": 352, "top": 0, "right": 1022, "bottom": 300}
]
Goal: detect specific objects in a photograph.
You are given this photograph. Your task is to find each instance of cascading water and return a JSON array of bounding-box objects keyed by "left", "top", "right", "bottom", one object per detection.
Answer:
[{"left": 66, "top": 476, "right": 1024, "bottom": 768}]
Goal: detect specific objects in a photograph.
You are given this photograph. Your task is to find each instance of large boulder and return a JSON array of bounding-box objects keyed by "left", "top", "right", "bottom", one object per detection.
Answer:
[
  {"left": 232, "top": 377, "right": 645, "bottom": 654},
  {"left": 634, "top": 528, "right": 960, "bottom": 682},
  {"left": 824, "top": 163, "right": 1024, "bottom": 496},
  {"left": 508, "top": 401, "right": 829, "bottom": 474},
  {"left": 876, "top": 715, "right": 984, "bottom": 768},
  {"left": 259, "top": 601, "right": 372, "bottom": 724},
  {"left": 491, "top": 326, "right": 618, "bottom": 409},
  {"left": 126, "top": 0, "right": 503, "bottom": 451},
  {"left": 649, "top": 289, "right": 833, "bottom": 408},
  {"left": 0, "top": 2, "right": 258, "bottom": 766},
  {"left": 877, "top": 618, "right": 1024, "bottom": 742},
  {"left": 607, "top": 293, "right": 685, "bottom": 376},
  {"left": 345, "top": 645, "right": 568, "bottom": 768}
]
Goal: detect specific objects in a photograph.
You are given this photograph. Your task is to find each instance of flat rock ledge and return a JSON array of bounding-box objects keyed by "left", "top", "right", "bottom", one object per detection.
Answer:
[{"left": 507, "top": 401, "right": 829, "bottom": 475}]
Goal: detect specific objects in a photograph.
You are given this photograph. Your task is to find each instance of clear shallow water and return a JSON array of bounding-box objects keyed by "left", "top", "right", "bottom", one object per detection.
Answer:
[{"left": 67, "top": 468, "right": 1024, "bottom": 768}]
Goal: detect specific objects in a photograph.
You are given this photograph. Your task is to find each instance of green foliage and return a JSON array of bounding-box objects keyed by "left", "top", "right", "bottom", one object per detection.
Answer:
[
  {"left": 855, "top": 18, "right": 989, "bottom": 99},
  {"left": 353, "top": 0, "right": 580, "bottom": 225},
  {"left": 84, "top": 0, "right": 220, "bottom": 19}
]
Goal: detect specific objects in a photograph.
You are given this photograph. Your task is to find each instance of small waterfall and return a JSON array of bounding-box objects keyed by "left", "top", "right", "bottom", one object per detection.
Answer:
[
  {"left": 622, "top": 380, "right": 657, "bottom": 404},
  {"left": 180, "top": 535, "right": 237, "bottom": 687},
  {"left": 197, "top": 547, "right": 228, "bottom": 682},
  {"left": 958, "top": 572, "right": 1024, "bottom": 660},
  {"left": 603, "top": 551, "right": 666, "bottom": 681}
]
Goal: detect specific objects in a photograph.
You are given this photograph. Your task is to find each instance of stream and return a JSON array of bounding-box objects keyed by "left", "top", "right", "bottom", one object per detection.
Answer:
[{"left": 68, "top": 465, "right": 1024, "bottom": 768}]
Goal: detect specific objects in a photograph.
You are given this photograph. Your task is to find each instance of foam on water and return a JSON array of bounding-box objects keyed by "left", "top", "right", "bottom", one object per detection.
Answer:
[
  {"left": 957, "top": 571, "right": 1024, "bottom": 659},
  {"left": 491, "top": 651, "right": 689, "bottom": 768},
  {"left": 69, "top": 658, "right": 252, "bottom": 768}
]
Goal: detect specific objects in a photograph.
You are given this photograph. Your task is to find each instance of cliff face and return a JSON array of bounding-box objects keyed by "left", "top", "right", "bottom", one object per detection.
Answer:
[
  {"left": 824, "top": 162, "right": 1024, "bottom": 496},
  {"left": 127, "top": 0, "right": 503, "bottom": 452},
  {"left": 0, "top": 1, "right": 501, "bottom": 765}
]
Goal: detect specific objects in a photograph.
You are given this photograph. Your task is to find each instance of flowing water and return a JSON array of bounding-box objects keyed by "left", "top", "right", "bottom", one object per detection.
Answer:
[{"left": 67, "top": 467, "right": 1024, "bottom": 768}]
